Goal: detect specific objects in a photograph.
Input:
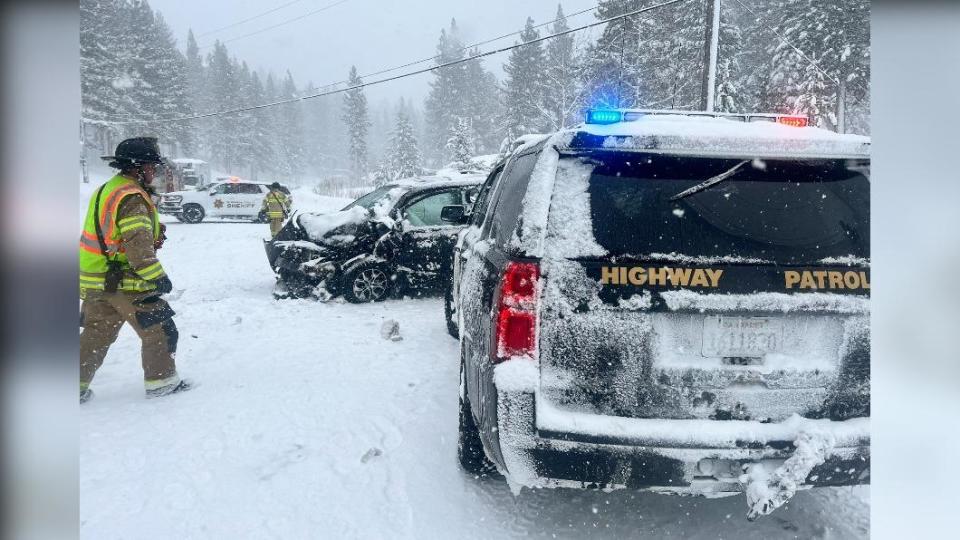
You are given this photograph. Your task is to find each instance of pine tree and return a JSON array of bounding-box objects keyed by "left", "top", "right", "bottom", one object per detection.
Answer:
[
  {"left": 232, "top": 60, "right": 257, "bottom": 176},
  {"left": 762, "top": 0, "right": 870, "bottom": 133},
  {"left": 502, "top": 17, "right": 548, "bottom": 136},
  {"left": 341, "top": 66, "right": 371, "bottom": 181},
  {"left": 80, "top": 0, "right": 127, "bottom": 153},
  {"left": 581, "top": 0, "right": 705, "bottom": 110},
  {"left": 248, "top": 71, "right": 278, "bottom": 179},
  {"left": 446, "top": 118, "right": 474, "bottom": 172},
  {"left": 542, "top": 5, "right": 584, "bottom": 129},
  {"left": 712, "top": 10, "right": 744, "bottom": 113},
  {"left": 277, "top": 70, "right": 305, "bottom": 180},
  {"left": 205, "top": 41, "right": 241, "bottom": 172},
  {"left": 424, "top": 20, "right": 469, "bottom": 163},
  {"left": 183, "top": 29, "right": 206, "bottom": 154},
  {"left": 125, "top": 1, "right": 191, "bottom": 147},
  {"left": 461, "top": 47, "right": 502, "bottom": 154},
  {"left": 388, "top": 108, "right": 422, "bottom": 180}
]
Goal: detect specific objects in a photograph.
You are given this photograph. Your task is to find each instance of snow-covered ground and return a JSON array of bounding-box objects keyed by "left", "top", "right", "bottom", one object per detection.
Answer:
[{"left": 79, "top": 183, "right": 869, "bottom": 539}]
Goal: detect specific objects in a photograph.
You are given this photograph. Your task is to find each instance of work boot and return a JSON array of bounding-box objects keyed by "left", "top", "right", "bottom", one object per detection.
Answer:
[
  {"left": 145, "top": 378, "right": 193, "bottom": 399},
  {"left": 80, "top": 388, "right": 94, "bottom": 404}
]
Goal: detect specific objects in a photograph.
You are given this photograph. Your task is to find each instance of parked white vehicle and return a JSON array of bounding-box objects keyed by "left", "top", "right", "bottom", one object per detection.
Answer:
[{"left": 158, "top": 177, "right": 291, "bottom": 224}]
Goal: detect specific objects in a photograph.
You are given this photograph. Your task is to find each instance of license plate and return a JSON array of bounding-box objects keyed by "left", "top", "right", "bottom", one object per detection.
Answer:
[{"left": 701, "top": 316, "right": 783, "bottom": 358}]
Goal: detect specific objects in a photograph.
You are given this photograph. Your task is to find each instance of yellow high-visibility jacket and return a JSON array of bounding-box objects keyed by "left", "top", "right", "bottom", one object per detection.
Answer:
[
  {"left": 262, "top": 190, "right": 290, "bottom": 219},
  {"left": 79, "top": 175, "right": 165, "bottom": 295}
]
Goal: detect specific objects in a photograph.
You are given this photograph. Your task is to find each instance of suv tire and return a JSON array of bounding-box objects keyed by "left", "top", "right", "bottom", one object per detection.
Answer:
[
  {"left": 342, "top": 263, "right": 391, "bottom": 303},
  {"left": 458, "top": 362, "right": 496, "bottom": 476},
  {"left": 181, "top": 204, "right": 205, "bottom": 224}
]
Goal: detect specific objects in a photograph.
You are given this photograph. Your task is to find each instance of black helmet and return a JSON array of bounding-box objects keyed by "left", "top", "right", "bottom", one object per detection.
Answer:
[
  {"left": 101, "top": 137, "right": 163, "bottom": 169},
  {"left": 270, "top": 182, "right": 281, "bottom": 190}
]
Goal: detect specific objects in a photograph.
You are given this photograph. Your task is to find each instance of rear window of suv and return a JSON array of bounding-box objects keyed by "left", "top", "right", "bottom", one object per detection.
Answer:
[{"left": 564, "top": 152, "right": 869, "bottom": 264}]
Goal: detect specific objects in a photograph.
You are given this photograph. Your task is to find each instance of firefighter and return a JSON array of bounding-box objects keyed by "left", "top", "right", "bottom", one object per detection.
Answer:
[
  {"left": 262, "top": 182, "right": 290, "bottom": 237},
  {"left": 79, "top": 137, "right": 190, "bottom": 403}
]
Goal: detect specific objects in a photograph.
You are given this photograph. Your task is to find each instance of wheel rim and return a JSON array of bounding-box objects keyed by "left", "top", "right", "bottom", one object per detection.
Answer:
[
  {"left": 184, "top": 206, "right": 202, "bottom": 222},
  {"left": 353, "top": 268, "right": 388, "bottom": 301}
]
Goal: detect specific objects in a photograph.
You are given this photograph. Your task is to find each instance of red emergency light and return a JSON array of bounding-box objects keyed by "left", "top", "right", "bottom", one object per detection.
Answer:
[{"left": 776, "top": 116, "right": 809, "bottom": 128}]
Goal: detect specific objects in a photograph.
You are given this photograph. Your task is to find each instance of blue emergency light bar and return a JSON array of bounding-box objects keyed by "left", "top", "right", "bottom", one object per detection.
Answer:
[
  {"left": 584, "top": 108, "right": 810, "bottom": 127},
  {"left": 585, "top": 110, "right": 623, "bottom": 124}
]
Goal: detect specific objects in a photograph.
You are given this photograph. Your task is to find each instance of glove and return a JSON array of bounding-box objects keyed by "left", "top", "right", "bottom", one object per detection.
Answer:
[
  {"left": 153, "top": 275, "right": 173, "bottom": 294},
  {"left": 154, "top": 223, "right": 167, "bottom": 250}
]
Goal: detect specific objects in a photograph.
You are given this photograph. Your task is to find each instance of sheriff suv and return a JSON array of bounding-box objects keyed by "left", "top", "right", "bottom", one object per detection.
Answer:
[
  {"left": 446, "top": 110, "right": 870, "bottom": 517},
  {"left": 158, "top": 177, "right": 291, "bottom": 224}
]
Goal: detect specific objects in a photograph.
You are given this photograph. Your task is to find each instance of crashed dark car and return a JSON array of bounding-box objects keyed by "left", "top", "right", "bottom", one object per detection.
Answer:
[{"left": 265, "top": 175, "right": 483, "bottom": 302}]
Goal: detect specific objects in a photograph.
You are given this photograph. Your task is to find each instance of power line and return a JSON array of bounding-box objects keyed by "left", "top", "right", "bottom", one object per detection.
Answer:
[
  {"left": 199, "top": 0, "right": 353, "bottom": 49},
  {"left": 97, "top": 0, "right": 690, "bottom": 126},
  {"left": 319, "top": 2, "right": 611, "bottom": 92},
  {"left": 196, "top": 0, "right": 311, "bottom": 38},
  {"left": 729, "top": 0, "right": 857, "bottom": 90},
  {"left": 87, "top": 0, "right": 608, "bottom": 122}
]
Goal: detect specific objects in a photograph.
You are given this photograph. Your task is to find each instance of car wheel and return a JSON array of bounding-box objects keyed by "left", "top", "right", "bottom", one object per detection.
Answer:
[
  {"left": 458, "top": 362, "right": 496, "bottom": 476},
  {"left": 181, "top": 204, "right": 205, "bottom": 224},
  {"left": 444, "top": 279, "right": 459, "bottom": 339},
  {"left": 343, "top": 263, "right": 391, "bottom": 303}
]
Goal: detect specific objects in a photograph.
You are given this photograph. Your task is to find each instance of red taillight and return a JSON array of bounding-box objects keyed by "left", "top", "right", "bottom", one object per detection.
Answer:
[
  {"left": 777, "top": 115, "right": 809, "bottom": 127},
  {"left": 494, "top": 262, "right": 540, "bottom": 362}
]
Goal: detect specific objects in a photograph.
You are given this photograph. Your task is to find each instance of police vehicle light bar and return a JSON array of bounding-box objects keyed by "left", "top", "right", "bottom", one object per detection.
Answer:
[
  {"left": 585, "top": 109, "right": 623, "bottom": 124},
  {"left": 584, "top": 108, "right": 809, "bottom": 127}
]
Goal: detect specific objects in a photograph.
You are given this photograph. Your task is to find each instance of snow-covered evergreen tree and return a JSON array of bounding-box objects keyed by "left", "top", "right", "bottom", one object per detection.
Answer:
[
  {"left": 80, "top": 0, "right": 127, "bottom": 152},
  {"left": 446, "top": 118, "right": 475, "bottom": 171},
  {"left": 542, "top": 5, "right": 585, "bottom": 129},
  {"left": 762, "top": 0, "right": 870, "bottom": 133},
  {"left": 424, "top": 20, "right": 468, "bottom": 163},
  {"left": 248, "top": 71, "right": 278, "bottom": 179},
  {"left": 204, "top": 41, "right": 241, "bottom": 172},
  {"left": 275, "top": 70, "right": 305, "bottom": 180},
  {"left": 462, "top": 48, "right": 501, "bottom": 154},
  {"left": 502, "top": 17, "right": 548, "bottom": 136},
  {"left": 582, "top": 0, "right": 704, "bottom": 110},
  {"left": 388, "top": 108, "right": 422, "bottom": 180},
  {"left": 342, "top": 66, "right": 371, "bottom": 181}
]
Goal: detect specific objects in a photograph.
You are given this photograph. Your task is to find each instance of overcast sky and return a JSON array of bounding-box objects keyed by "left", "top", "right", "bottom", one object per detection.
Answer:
[{"left": 151, "top": 0, "right": 602, "bottom": 106}]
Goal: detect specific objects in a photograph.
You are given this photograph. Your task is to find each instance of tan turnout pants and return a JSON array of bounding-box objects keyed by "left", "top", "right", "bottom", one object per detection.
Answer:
[
  {"left": 80, "top": 290, "right": 178, "bottom": 388},
  {"left": 269, "top": 218, "right": 283, "bottom": 237}
]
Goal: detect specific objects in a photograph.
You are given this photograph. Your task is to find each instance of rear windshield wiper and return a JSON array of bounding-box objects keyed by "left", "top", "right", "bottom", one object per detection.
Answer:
[{"left": 669, "top": 160, "right": 750, "bottom": 201}]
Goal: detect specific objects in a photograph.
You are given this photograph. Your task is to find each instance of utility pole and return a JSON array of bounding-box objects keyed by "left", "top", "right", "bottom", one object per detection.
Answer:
[
  {"left": 700, "top": 0, "right": 722, "bottom": 112},
  {"left": 80, "top": 119, "right": 89, "bottom": 184}
]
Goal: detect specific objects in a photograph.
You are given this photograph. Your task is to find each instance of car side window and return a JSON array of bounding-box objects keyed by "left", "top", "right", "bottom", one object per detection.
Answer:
[
  {"left": 470, "top": 165, "right": 505, "bottom": 227},
  {"left": 483, "top": 152, "right": 539, "bottom": 242},
  {"left": 215, "top": 184, "right": 241, "bottom": 195},
  {"left": 403, "top": 190, "right": 461, "bottom": 227},
  {"left": 238, "top": 183, "right": 261, "bottom": 194}
]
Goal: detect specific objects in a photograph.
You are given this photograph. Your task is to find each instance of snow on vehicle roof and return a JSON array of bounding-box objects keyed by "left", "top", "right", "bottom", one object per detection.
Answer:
[
  {"left": 170, "top": 158, "right": 207, "bottom": 164},
  {"left": 558, "top": 114, "right": 870, "bottom": 160},
  {"left": 386, "top": 172, "right": 485, "bottom": 191}
]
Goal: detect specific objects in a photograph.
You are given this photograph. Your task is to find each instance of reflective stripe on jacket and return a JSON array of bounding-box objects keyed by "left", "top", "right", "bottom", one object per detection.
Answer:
[
  {"left": 262, "top": 190, "right": 290, "bottom": 219},
  {"left": 79, "top": 176, "right": 164, "bottom": 293}
]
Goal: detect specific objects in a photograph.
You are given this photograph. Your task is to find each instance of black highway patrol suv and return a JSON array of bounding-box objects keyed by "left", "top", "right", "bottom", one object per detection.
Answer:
[{"left": 446, "top": 109, "right": 870, "bottom": 515}]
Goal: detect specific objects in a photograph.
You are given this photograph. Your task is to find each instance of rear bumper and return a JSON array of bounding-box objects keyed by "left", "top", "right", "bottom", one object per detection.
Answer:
[{"left": 492, "top": 369, "right": 869, "bottom": 495}]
